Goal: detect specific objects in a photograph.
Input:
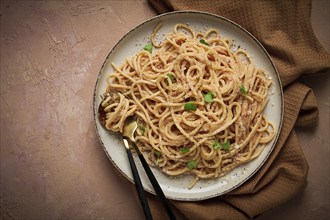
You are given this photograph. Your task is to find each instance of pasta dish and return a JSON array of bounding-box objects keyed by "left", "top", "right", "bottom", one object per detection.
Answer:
[{"left": 101, "top": 24, "right": 275, "bottom": 188}]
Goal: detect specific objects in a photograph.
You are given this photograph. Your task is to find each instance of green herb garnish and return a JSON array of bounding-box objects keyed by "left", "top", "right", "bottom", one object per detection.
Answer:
[
  {"left": 180, "top": 147, "right": 190, "bottom": 153},
  {"left": 167, "top": 73, "right": 174, "bottom": 82},
  {"left": 187, "top": 160, "right": 197, "bottom": 170},
  {"left": 154, "top": 150, "right": 161, "bottom": 158},
  {"left": 143, "top": 44, "right": 153, "bottom": 53},
  {"left": 140, "top": 126, "right": 146, "bottom": 135},
  {"left": 204, "top": 92, "right": 214, "bottom": 103},
  {"left": 199, "top": 39, "right": 209, "bottom": 46},
  {"left": 213, "top": 139, "right": 221, "bottom": 150},
  {"left": 240, "top": 85, "right": 248, "bottom": 95},
  {"left": 184, "top": 102, "right": 197, "bottom": 111},
  {"left": 222, "top": 140, "right": 230, "bottom": 150}
]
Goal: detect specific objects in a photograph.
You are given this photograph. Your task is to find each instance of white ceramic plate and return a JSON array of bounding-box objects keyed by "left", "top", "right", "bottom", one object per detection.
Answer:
[{"left": 93, "top": 11, "right": 283, "bottom": 201}]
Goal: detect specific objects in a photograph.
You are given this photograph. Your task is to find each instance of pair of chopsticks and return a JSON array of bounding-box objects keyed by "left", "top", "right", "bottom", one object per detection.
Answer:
[{"left": 125, "top": 138, "right": 176, "bottom": 220}]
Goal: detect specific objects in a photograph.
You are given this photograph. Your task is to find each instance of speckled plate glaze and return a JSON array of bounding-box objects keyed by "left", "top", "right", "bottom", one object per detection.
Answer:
[{"left": 93, "top": 11, "right": 283, "bottom": 201}]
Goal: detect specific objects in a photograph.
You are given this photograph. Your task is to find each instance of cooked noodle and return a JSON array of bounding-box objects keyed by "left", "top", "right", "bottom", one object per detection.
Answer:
[{"left": 101, "top": 24, "right": 275, "bottom": 188}]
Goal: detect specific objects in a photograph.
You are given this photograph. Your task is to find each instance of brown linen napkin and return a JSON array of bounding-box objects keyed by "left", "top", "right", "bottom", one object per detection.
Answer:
[{"left": 144, "top": 0, "right": 330, "bottom": 219}]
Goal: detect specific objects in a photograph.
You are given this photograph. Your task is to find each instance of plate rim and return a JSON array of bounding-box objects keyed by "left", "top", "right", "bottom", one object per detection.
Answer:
[{"left": 93, "top": 10, "right": 284, "bottom": 201}]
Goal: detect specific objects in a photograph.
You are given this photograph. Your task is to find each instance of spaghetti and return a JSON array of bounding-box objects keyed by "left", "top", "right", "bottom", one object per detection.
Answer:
[{"left": 101, "top": 24, "right": 275, "bottom": 188}]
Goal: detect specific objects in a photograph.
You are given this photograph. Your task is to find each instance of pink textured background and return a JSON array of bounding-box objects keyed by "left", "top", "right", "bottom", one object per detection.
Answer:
[{"left": 1, "top": 0, "right": 329, "bottom": 219}]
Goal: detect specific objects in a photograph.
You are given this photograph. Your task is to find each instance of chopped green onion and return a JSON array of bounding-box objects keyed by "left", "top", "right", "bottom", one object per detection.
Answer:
[
  {"left": 154, "top": 150, "right": 161, "bottom": 158},
  {"left": 187, "top": 160, "right": 197, "bottom": 170},
  {"left": 222, "top": 140, "right": 230, "bottom": 150},
  {"left": 199, "top": 39, "right": 209, "bottom": 46},
  {"left": 184, "top": 102, "right": 197, "bottom": 111},
  {"left": 143, "top": 44, "right": 153, "bottom": 53},
  {"left": 167, "top": 73, "right": 174, "bottom": 82},
  {"left": 140, "top": 126, "right": 146, "bottom": 135},
  {"left": 240, "top": 85, "right": 248, "bottom": 95},
  {"left": 213, "top": 139, "right": 221, "bottom": 150},
  {"left": 180, "top": 147, "right": 190, "bottom": 153},
  {"left": 204, "top": 92, "right": 214, "bottom": 103}
]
